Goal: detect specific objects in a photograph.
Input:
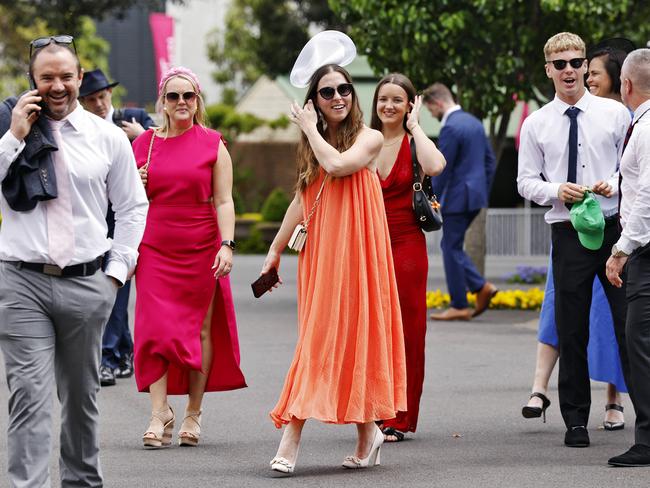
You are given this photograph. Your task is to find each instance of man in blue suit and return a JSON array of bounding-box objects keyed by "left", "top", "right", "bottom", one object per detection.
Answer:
[
  {"left": 79, "top": 69, "right": 154, "bottom": 385},
  {"left": 423, "top": 83, "right": 497, "bottom": 321}
]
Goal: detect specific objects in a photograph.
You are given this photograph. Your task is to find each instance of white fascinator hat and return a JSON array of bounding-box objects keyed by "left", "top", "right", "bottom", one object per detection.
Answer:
[{"left": 289, "top": 30, "right": 357, "bottom": 88}]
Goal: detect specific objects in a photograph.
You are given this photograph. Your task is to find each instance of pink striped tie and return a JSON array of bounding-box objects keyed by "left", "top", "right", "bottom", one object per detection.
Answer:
[{"left": 46, "top": 120, "right": 75, "bottom": 268}]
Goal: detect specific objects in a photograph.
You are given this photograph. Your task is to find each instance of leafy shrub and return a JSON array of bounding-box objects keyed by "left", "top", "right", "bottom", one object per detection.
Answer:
[
  {"left": 261, "top": 188, "right": 290, "bottom": 222},
  {"left": 237, "top": 227, "right": 268, "bottom": 254}
]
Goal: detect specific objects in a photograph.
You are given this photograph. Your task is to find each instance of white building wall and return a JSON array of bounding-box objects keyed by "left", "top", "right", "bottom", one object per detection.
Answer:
[{"left": 166, "top": 0, "right": 231, "bottom": 105}]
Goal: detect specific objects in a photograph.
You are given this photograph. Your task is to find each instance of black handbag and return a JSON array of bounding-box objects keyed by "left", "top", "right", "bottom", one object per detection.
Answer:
[{"left": 410, "top": 138, "right": 443, "bottom": 232}]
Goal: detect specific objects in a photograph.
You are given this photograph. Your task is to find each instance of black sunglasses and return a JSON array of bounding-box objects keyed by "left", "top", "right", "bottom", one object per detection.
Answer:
[
  {"left": 29, "top": 35, "right": 76, "bottom": 58},
  {"left": 165, "top": 91, "right": 197, "bottom": 102},
  {"left": 318, "top": 83, "right": 353, "bottom": 100},
  {"left": 546, "top": 57, "right": 586, "bottom": 70}
]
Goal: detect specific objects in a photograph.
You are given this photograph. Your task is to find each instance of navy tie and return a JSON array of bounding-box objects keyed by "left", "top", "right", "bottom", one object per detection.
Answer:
[{"left": 565, "top": 106, "right": 580, "bottom": 183}]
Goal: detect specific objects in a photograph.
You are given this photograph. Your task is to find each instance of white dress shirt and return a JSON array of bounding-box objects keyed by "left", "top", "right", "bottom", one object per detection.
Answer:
[
  {"left": 616, "top": 99, "right": 650, "bottom": 255},
  {"left": 0, "top": 104, "right": 148, "bottom": 283},
  {"left": 517, "top": 90, "right": 630, "bottom": 223},
  {"left": 440, "top": 104, "right": 461, "bottom": 128}
]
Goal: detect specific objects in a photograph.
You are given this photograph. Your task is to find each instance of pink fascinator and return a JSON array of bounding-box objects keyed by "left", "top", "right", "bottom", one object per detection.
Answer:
[{"left": 158, "top": 66, "right": 202, "bottom": 95}]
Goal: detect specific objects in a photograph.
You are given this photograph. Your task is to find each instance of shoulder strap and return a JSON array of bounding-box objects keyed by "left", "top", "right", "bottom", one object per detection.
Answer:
[
  {"left": 143, "top": 129, "right": 156, "bottom": 169},
  {"left": 303, "top": 175, "right": 328, "bottom": 229},
  {"left": 410, "top": 138, "right": 434, "bottom": 195}
]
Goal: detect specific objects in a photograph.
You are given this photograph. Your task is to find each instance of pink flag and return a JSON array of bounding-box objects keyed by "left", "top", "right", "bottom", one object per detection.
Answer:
[{"left": 149, "top": 13, "right": 174, "bottom": 86}]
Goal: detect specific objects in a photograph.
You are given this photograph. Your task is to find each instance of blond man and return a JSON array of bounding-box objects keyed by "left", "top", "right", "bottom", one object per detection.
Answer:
[{"left": 517, "top": 32, "right": 631, "bottom": 448}]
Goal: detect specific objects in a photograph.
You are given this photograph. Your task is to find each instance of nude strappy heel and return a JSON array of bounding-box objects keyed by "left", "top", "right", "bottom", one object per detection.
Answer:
[
  {"left": 178, "top": 409, "right": 202, "bottom": 447},
  {"left": 142, "top": 407, "right": 175, "bottom": 449}
]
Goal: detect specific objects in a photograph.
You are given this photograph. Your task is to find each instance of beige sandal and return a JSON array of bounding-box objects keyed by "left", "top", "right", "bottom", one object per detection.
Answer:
[
  {"left": 178, "top": 410, "right": 202, "bottom": 446},
  {"left": 142, "top": 407, "right": 175, "bottom": 449}
]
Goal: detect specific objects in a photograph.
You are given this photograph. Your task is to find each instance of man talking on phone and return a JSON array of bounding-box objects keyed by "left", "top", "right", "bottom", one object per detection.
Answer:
[
  {"left": 0, "top": 36, "right": 148, "bottom": 487},
  {"left": 79, "top": 69, "right": 154, "bottom": 388}
]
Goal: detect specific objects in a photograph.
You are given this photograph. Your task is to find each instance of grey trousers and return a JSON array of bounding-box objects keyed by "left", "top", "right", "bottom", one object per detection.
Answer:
[
  {"left": 0, "top": 262, "right": 117, "bottom": 488},
  {"left": 626, "top": 245, "right": 650, "bottom": 447}
]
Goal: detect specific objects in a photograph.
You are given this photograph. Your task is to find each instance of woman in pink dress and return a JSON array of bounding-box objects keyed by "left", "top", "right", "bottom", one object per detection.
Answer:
[{"left": 132, "top": 67, "right": 246, "bottom": 449}]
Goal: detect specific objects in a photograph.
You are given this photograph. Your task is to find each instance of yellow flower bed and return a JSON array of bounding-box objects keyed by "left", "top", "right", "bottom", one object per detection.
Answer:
[{"left": 426, "top": 288, "right": 545, "bottom": 311}]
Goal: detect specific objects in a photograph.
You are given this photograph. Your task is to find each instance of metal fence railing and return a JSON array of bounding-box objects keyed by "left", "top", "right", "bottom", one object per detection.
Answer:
[{"left": 426, "top": 207, "right": 552, "bottom": 257}]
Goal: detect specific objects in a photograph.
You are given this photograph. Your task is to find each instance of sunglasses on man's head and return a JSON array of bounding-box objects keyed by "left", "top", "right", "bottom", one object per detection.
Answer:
[
  {"left": 29, "top": 35, "right": 76, "bottom": 58},
  {"left": 546, "top": 58, "right": 586, "bottom": 70},
  {"left": 165, "top": 91, "right": 197, "bottom": 102},
  {"left": 318, "top": 83, "right": 353, "bottom": 100}
]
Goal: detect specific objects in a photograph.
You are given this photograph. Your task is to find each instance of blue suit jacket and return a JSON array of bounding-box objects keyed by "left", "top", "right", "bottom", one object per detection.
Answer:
[{"left": 431, "top": 109, "right": 496, "bottom": 215}]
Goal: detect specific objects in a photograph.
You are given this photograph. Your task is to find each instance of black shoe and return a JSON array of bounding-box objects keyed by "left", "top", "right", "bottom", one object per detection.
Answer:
[
  {"left": 608, "top": 444, "right": 650, "bottom": 467},
  {"left": 522, "top": 392, "right": 551, "bottom": 423},
  {"left": 115, "top": 353, "right": 134, "bottom": 379},
  {"left": 99, "top": 365, "right": 116, "bottom": 387},
  {"left": 565, "top": 426, "right": 590, "bottom": 447},
  {"left": 603, "top": 403, "right": 625, "bottom": 431}
]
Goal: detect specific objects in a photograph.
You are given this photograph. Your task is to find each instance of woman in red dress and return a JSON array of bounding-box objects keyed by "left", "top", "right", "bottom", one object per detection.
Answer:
[
  {"left": 132, "top": 67, "right": 246, "bottom": 449},
  {"left": 371, "top": 73, "right": 446, "bottom": 441}
]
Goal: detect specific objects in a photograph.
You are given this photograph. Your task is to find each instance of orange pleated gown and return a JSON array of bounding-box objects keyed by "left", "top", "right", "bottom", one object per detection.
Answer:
[{"left": 270, "top": 167, "right": 407, "bottom": 427}]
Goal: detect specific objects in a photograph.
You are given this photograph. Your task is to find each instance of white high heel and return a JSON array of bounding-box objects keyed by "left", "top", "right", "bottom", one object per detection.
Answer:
[
  {"left": 342, "top": 426, "right": 384, "bottom": 469},
  {"left": 270, "top": 456, "right": 295, "bottom": 474},
  {"left": 270, "top": 446, "right": 299, "bottom": 475}
]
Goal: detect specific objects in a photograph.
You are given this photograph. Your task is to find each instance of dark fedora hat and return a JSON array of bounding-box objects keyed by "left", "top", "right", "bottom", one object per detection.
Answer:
[{"left": 79, "top": 69, "right": 119, "bottom": 97}]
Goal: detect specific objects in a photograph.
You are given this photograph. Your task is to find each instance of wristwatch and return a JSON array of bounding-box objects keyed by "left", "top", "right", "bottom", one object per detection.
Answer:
[
  {"left": 611, "top": 244, "right": 628, "bottom": 258},
  {"left": 221, "top": 240, "right": 236, "bottom": 251}
]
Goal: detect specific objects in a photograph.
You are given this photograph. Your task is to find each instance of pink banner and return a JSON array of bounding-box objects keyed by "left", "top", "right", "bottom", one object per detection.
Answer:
[{"left": 149, "top": 13, "right": 174, "bottom": 87}]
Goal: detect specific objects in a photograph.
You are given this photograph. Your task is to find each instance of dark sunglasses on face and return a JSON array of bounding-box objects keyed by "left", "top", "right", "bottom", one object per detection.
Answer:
[
  {"left": 165, "top": 91, "right": 197, "bottom": 103},
  {"left": 318, "top": 83, "right": 353, "bottom": 100},
  {"left": 29, "top": 35, "right": 76, "bottom": 57},
  {"left": 546, "top": 57, "right": 586, "bottom": 70}
]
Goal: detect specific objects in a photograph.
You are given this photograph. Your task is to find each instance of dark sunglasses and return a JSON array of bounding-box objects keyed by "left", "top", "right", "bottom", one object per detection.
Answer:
[
  {"left": 546, "top": 57, "right": 585, "bottom": 70},
  {"left": 29, "top": 35, "right": 76, "bottom": 58},
  {"left": 318, "top": 83, "right": 353, "bottom": 100},
  {"left": 165, "top": 91, "right": 197, "bottom": 102}
]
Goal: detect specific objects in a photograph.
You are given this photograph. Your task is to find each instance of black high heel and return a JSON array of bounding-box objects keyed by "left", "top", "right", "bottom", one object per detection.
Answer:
[{"left": 522, "top": 392, "right": 551, "bottom": 423}]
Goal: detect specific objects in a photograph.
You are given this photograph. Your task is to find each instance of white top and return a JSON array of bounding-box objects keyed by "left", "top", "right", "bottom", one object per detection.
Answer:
[
  {"left": 616, "top": 99, "right": 650, "bottom": 255},
  {"left": 105, "top": 105, "right": 115, "bottom": 123},
  {"left": 0, "top": 104, "right": 148, "bottom": 283},
  {"left": 440, "top": 104, "right": 461, "bottom": 128},
  {"left": 517, "top": 90, "right": 630, "bottom": 223}
]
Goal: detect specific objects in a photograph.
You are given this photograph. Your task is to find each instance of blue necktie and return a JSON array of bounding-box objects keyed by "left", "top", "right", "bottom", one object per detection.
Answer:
[{"left": 565, "top": 106, "right": 580, "bottom": 184}]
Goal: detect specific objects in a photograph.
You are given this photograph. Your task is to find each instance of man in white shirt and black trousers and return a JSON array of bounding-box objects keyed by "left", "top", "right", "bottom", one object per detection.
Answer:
[
  {"left": 518, "top": 32, "right": 631, "bottom": 449},
  {"left": 606, "top": 48, "right": 650, "bottom": 468},
  {"left": 0, "top": 37, "right": 148, "bottom": 486}
]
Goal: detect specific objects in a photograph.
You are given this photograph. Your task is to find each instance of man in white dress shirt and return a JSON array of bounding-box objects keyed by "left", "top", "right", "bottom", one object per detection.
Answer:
[
  {"left": 0, "top": 37, "right": 148, "bottom": 486},
  {"left": 517, "top": 32, "right": 631, "bottom": 449},
  {"left": 606, "top": 48, "right": 650, "bottom": 467}
]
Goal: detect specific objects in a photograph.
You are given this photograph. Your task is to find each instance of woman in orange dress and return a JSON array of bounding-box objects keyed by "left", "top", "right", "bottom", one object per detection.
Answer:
[{"left": 260, "top": 63, "right": 407, "bottom": 474}]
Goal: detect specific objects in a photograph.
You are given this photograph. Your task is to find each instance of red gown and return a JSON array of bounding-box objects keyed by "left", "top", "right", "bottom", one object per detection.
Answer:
[
  {"left": 379, "top": 134, "right": 428, "bottom": 433},
  {"left": 132, "top": 126, "right": 246, "bottom": 395}
]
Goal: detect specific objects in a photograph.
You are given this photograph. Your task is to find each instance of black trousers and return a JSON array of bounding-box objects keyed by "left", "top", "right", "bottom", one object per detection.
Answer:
[
  {"left": 625, "top": 243, "right": 650, "bottom": 446},
  {"left": 551, "top": 219, "right": 630, "bottom": 428}
]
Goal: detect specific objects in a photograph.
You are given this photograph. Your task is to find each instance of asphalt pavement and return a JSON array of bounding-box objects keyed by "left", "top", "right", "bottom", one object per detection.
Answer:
[{"left": 0, "top": 254, "right": 647, "bottom": 487}]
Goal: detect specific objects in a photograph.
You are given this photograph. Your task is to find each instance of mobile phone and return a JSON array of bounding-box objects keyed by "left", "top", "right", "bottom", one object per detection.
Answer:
[
  {"left": 251, "top": 268, "right": 279, "bottom": 298},
  {"left": 27, "top": 75, "right": 45, "bottom": 114}
]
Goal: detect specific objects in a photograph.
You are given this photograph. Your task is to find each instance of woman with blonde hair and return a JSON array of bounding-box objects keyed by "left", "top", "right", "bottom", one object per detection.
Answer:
[
  {"left": 132, "top": 67, "right": 246, "bottom": 449},
  {"left": 261, "top": 31, "right": 406, "bottom": 475}
]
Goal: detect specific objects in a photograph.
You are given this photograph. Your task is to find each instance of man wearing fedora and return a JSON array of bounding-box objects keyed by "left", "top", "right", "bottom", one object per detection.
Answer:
[
  {"left": 79, "top": 68, "right": 153, "bottom": 142},
  {"left": 80, "top": 69, "right": 154, "bottom": 387}
]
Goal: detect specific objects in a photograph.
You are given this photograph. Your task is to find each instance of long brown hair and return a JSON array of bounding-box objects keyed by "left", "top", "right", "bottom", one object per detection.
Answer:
[
  {"left": 370, "top": 73, "right": 416, "bottom": 134},
  {"left": 296, "top": 64, "right": 364, "bottom": 192}
]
